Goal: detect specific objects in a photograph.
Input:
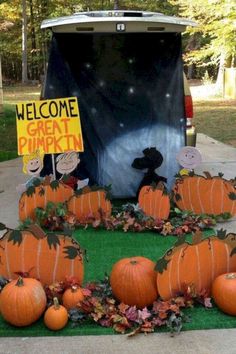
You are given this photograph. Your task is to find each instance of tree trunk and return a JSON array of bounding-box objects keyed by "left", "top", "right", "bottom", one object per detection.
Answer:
[
  {"left": 114, "top": 0, "right": 119, "bottom": 10},
  {"left": 29, "top": 0, "right": 38, "bottom": 80},
  {"left": 22, "top": 0, "right": 28, "bottom": 83},
  {"left": 0, "top": 56, "right": 3, "bottom": 117},
  {"left": 215, "top": 51, "right": 226, "bottom": 96}
]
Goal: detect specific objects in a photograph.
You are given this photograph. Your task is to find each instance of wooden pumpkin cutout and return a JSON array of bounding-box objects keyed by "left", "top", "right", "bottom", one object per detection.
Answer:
[
  {"left": 0, "top": 224, "right": 84, "bottom": 286},
  {"left": 138, "top": 182, "right": 170, "bottom": 220},
  {"left": 172, "top": 172, "right": 236, "bottom": 216},
  {"left": 67, "top": 186, "right": 112, "bottom": 223},
  {"left": 19, "top": 177, "right": 74, "bottom": 221},
  {"left": 156, "top": 230, "right": 236, "bottom": 301}
]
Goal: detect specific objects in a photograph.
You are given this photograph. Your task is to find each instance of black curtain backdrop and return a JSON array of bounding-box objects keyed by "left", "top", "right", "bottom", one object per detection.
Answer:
[{"left": 42, "top": 32, "right": 185, "bottom": 197}]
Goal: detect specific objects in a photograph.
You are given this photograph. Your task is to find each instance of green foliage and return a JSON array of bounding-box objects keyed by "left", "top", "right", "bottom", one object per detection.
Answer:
[
  {"left": 47, "top": 232, "right": 61, "bottom": 250},
  {"left": 171, "top": 0, "right": 236, "bottom": 77},
  {"left": 8, "top": 229, "right": 23, "bottom": 246},
  {"left": 1, "top": 0, "right": 235, "bottom": 81}
]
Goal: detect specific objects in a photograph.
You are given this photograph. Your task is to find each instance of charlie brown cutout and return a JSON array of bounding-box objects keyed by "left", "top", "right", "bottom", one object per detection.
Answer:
[
  {"left": 56, "top": 151, "right": 89, "bottom": 190},
  {"left": 176, "top": 146, "right": 202, "bottom": 175}
]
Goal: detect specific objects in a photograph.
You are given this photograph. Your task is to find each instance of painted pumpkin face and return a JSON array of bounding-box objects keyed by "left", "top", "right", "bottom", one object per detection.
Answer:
[
  {"left": 26, "top": 157, "right": 43, "bottom": 176},
  {"left": 176, "top": 147, "right": 202, "bottom": 170}
]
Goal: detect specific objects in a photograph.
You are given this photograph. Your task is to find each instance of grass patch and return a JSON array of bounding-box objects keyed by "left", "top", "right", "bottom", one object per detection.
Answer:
[
  {"left": 3, "top": 84, "right": 40, "bottom": 104},
  {"left": 193, "top": 99, "right": 236, "bottom": 147},
  {"left": 0, "top": 104, "right": 18, "bottom": 156},
  {"left": 1, "top": 85, "right": 41, "bottom": 161}
]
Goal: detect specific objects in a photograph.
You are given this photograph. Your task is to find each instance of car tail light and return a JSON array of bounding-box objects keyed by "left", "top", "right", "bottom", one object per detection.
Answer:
[{"left": 184, "top": 95, "right": 193, "bottom": 121}]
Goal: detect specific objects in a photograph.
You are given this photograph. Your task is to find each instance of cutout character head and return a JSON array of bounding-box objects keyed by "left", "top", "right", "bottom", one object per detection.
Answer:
[
  {"left": 176, "top": 147, "right": 202, "bottom": 170},
  {"left": 56, "top": 151, "right": 80, "bottom": 175},
  {"left": 132, "top": 147, "right": 167, "bottom": 197},
  {"left": 22, "top": 150, "right": 44, "bottom": 176}
]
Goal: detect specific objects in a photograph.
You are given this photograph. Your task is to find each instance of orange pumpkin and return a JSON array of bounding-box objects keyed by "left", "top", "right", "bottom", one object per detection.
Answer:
[
  {"left": 156, "top": 230, "right": 236, "bottom": 301},
  {"left": 110, "top": 256, "right": 158, "bottom": 309},
  {"left": 212, "top": 273, "right": 236, "bottom": 315},
  {"left": 62, "top": 286, "right": 84, "bottom": 310},
  {"left": 0, "top": 224, "right": 84, "bottom": 286},
  {"left": 172, "top": 172, "right": 236, "bottom": 216},
  {"left": 0, "top": 277, "right": 46, "bottom": 326},
  {"left": 138, "top": 183, "right": 170, "bottom": 220},
  {"left": 67, "top": 187, "right": 112, "bottom": 223},
  {"left": 44, "top": 297, "right": 68, "bottom": 330},
  {"left": 19, "top": 178, "right": 74, "bottom": 221}
]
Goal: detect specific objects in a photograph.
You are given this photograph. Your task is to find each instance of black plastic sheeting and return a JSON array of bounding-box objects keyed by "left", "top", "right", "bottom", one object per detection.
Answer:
[{"left": 42, "top": 32, "right": 186, "bottom": 197}]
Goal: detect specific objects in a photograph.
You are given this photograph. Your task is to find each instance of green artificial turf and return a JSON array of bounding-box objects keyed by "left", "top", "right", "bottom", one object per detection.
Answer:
[{"left": 1, "top": 228, "right": 236, "bottom": 337}]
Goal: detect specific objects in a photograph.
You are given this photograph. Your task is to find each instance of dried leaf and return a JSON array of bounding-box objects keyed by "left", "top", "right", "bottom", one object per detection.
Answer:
[
  {"left": 81, "top": 288, "right": 92, "bottom": 297},
  {"left": 140, "top": 321, "right": 154, "bottom": 334},
  {"left": 125, "top": 306, "right": 138, "bottom": 322},
  {"left": 118, "top": 303, "right": 129, "bottom": 314},
  {"left": 112, "top": 315, "right": 131, "bottom": 333}
]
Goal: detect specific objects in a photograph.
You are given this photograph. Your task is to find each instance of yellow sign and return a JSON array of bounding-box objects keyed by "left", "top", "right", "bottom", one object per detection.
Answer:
[{"left": 16, "top": 97, "right": 84, "bottom": 155}]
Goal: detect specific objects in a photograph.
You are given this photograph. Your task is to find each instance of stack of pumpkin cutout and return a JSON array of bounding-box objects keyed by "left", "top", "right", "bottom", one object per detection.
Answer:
[{"left": 19, "top": 177, "right": 112, "bottom": 223}]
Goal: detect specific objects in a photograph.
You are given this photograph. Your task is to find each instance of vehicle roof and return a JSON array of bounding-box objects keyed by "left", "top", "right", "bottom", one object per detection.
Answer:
[{"left": 41, "top": 10, "right": 197, "bottom": 33}]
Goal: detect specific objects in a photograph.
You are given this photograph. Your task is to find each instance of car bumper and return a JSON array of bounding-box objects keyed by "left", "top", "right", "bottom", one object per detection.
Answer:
[{"left": 186, "top": 126, "right": 197, "bottom": 146}]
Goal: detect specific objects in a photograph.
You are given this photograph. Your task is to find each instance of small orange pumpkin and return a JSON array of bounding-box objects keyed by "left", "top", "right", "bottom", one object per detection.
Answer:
[
  {"left": 110, "top": 256, "right": 158, "bottom": 309},
  {"left": 62, "top": 286, "right": 84, "bottom": 310},
  {"left": 0, "top": 277, "right": 46, "bottom": 327},
  {"left": 67, "top": 186, "right": 112, "bottom": 223},
  {"left": 44, "top": 297, "right": 68, "bottom": 330},
  {"left": 138, "top": 183, "right": 170, "bottom": 220},
  {"left": 212, "top": 273, "right": 236, "bottom": 315}
]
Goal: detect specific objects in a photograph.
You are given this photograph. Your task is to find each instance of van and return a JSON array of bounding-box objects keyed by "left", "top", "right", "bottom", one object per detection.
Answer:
[{"left": 41, "top": 10, "right": 196, "bottom": 197}]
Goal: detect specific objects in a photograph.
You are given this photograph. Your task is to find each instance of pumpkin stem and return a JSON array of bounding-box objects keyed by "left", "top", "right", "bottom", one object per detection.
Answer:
[
  {"left": 225, "top": 273, "right": 236, "bottom": 279},
  {"left": 130, "top": 260, "right": 138, "bottom": 265},
  {"left": 156, "top": 182, "right": 165, "bottom": 192},
  {"left": 53, "top": 297, "right": 60, "bottom": 310},
  {"left": 27, "top": 224, "right": 46, "bottom": 239},
  {"left": 71, "top": 285, "right": 78, "bottom": 292},
  {"left": 43, "top": 175, "right": 52, "bottom": 186},
  {"left": 192, "top": 230, "right": 202, "bottom": 245},
  {"left": 16, "top": 277, "right": 24, "bottom": 287},
  {"left": 203, "top": 171, "right": 212, "bottom": 179}
]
